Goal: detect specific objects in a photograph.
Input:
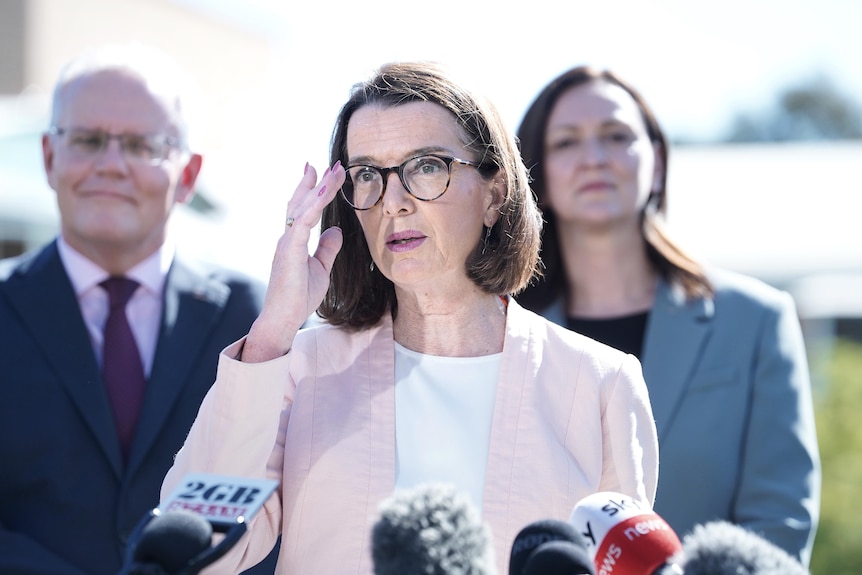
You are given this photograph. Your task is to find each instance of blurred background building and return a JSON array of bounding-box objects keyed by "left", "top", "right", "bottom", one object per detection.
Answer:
[
  {"left": 0, "top": 0, "right": 275, "bottom": 261},
  {"left": 3, "top": 0, "right": 860, "bottom": 350}
]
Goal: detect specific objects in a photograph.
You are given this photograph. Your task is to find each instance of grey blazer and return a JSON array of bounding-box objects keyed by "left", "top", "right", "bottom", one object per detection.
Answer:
[{"left": 533, "top": 269, "right": 820, "bottom": 566}]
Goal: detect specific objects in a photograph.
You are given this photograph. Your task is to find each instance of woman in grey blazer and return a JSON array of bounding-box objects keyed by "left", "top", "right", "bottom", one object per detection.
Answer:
[{"left": 514, "top": 66, "right": 820, "bottom": 567}]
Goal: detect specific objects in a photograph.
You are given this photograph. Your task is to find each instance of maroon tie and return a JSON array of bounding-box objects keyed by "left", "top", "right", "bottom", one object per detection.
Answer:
[{"left": 101, "top": 276, "right": 147, "bottom": 461}]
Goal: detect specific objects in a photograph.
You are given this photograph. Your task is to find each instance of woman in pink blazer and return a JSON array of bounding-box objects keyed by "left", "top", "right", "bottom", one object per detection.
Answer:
[{"left": 161, "top": 62, "right": 659, "bottom": 575}]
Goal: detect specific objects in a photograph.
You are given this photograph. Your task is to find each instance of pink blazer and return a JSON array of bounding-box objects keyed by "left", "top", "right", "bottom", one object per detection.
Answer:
[{"left": 161, "top": 299, "right": 658, "bottom": 574}]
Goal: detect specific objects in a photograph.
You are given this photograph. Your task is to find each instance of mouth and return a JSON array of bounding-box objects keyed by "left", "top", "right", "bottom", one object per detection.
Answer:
[
  {"left": 578, "top": 181, "right": 614, "bottom": 192},
  {"left": 386, "top": 230, "right": 425, "bottom": 245},
  {"left": 385, "top": 230, "right": 426, "bottom": 252},
  {"left": 82, "top": 189, "right": 132, "bottom": 200}
]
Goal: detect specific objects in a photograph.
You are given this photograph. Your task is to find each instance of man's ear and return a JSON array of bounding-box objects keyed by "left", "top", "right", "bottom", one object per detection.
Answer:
[
  {"left": 174, "top": 153, "right": 203, "bottom": 204},
  {"left": 42, "top": 133, "right": 58, "bottom": 190}
]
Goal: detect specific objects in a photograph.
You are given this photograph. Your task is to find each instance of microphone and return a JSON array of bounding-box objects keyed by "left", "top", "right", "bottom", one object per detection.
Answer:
[
  {"left": 568, "top": 491, "right": 682, "bottom": 575},
  {"left": 522, "top": 540, "right": 595, "bottom": 575},
  {"left": 120, "top": 509, "right": 214, "bottom": 575},
  {"left": 657, "top": 520, "right": 810, "bottom": 575},
  {"left": 509, "top": 519, "right": 592, "bottom": 575},
  {"left": 120, "top": 473, "right": 278, "bottom": 575},
  {"left": 371, "top": 482, "right": 497, "bottom": 575}
]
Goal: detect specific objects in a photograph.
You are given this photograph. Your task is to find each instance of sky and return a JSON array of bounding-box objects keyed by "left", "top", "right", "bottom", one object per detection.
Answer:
[
  {"left": 180, "top": 0, "right": 862, "bottom": 163},
  {"left": 165, "top": 0, "right": 862, "bottom": 285},
  {"left": 9, "top": 0, "right": 857, "bottom": 289}
]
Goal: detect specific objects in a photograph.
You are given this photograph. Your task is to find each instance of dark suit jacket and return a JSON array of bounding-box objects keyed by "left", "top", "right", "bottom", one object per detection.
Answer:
[
  {"left": 528, "top": 269, "right": 821, "bottom": 566},
  {"left": 0, "top": 241, "right": 276, "bottom": 575}
]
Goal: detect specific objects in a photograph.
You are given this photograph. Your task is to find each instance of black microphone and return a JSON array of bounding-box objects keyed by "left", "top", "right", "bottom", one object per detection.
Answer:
[
  {"left": 371, "top": 482, "right": 496, "bottom": 575},
  {"left": 522, "top": 540, "right": 595, "bottom": 575},
  {"left": 120, "top": 473, "right": 278, "bottom": 575},
  {"left": 509, "top": 519, "right": 592, "bottom": 575},
  {"left": 657, "top": 520, "right": 810, "bottom": 575},
  {"left": 119, "top": 509, "right": 217, "bottom": 575}
]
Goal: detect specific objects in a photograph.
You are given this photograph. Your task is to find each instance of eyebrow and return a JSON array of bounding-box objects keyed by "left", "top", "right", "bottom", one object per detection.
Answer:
[
  {"left": 347, "top": 145, "right": 457, "bottom": 167},
  {"left": 548, "top": 119, "right": 634, "bottom": 133}
]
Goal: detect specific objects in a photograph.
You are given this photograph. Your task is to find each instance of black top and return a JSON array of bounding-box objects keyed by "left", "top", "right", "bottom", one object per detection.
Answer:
[{"left": 566, "top": 311, "right": 650, "bottom": 359}]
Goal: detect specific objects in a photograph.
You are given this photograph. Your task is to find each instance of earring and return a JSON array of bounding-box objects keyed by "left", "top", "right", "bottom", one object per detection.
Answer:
[
  {"left": 645, "top": 191, "right": 661, "bottom": 218},
  {"left": 370, "top": 261, "right": 375, "bottom": 272},
  {"left": 481, "top": 225, "right": 492, "bottom": 255}
]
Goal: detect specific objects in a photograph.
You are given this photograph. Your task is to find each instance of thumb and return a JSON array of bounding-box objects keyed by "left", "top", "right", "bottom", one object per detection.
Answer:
[{"left": 315, "top": 226, "right": 344, "bottom": 274}]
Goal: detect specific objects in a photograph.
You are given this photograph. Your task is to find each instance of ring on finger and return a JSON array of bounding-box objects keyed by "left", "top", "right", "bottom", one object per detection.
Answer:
[{"left": 285, "top": 216, "right": 295, "bottom": 227}]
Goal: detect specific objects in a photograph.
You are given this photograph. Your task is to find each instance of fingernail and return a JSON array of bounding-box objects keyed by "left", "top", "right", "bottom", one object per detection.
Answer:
[
  {"left": 318, "top": 185, "right": 327, "bottom": 197},
  {"left": 334, "top": 160, "right": 342, "bottom": 170},
  {"left": 304, "top": 162, "right": 309, "bottom": 175},
  {"left": 322, "top": 167, "right": 331, "bottom": 179}
]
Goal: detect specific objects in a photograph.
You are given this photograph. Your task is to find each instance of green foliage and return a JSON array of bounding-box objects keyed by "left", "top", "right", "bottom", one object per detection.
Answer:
[
  {"left": 723, "top": 74, "right": 862, "bottom": 142},
  {"left": 810, "top": 338, "right": 862, "bottom": 574}
]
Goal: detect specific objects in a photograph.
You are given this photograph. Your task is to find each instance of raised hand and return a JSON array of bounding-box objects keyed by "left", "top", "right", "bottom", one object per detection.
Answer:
[{"left": 242, "top": 161, "right": 346, "bottom": 362}]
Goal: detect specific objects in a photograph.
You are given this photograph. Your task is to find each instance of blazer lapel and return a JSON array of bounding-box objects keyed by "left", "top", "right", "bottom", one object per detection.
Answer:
[
  {"left": 641, "top": 279, "right": 714, "bottom": 438},
  {"left": 126, "top": 259, "right": 231, "bottom": 473},
  {"left": 4, "top": 243, "right": 124, "bottom": 477}
]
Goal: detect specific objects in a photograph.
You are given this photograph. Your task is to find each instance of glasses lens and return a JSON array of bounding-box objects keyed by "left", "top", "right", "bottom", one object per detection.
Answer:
[
  {"left": 64, "top": 128, "right": 108, "bottom": 156},
  {"left": 403, "top": 156, "right": 450, "bottom": 200},
  {"left": 121, "top": 134, "right": 167, "bottom": 162},
  {"left": 58, "top": 128, "right": 171, "bottom": 164},
  {"left": 344, "top": 166, "right": 383, "bottom": 210}
]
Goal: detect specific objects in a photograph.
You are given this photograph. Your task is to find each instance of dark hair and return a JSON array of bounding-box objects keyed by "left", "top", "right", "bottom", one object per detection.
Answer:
[
  {"left": 515, "top": 66, "right": 712, "bottom": 312},
  {"left": 318, "top": 61, "right": 542, "bottom": 329}
]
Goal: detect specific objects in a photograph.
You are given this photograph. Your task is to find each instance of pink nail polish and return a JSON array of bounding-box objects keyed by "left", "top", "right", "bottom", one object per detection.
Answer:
[
  {"left": 304, "top": 162, "right": 309, "bottom": 175},
  {"left": 318, "top": 185, "right": 327, "bottom": 197},
  {"left": 322, "top": 167, "right": 331, "bottom": 179}
]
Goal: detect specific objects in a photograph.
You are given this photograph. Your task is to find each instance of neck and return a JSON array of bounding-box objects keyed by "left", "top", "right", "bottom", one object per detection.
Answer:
[
  {"left": 557, "top": 221, "right": 657, "bottom": 318},
  {"left": 393, "top": 287, "right": 506, "bottom": 357}
]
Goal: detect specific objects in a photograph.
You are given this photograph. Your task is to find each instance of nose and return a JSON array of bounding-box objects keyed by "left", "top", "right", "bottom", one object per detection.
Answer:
[
  {"left": 380, "top": 171, "right": 414, "bottom": 216},
  {"left": 94, "top": 138, "right": 130, "bottom": 173},
  {"left": 581, "top": 137, "right": 608, "bottom": 166}
]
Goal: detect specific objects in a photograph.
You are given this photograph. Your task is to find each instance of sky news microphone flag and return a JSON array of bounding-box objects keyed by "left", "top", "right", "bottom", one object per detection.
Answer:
[{"left": 569, "top": 491, "right": 682, "bottom": 575}]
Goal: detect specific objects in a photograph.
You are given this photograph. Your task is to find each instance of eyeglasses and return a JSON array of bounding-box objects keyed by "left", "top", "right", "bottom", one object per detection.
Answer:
[
  {"left": 341, "top": 154, "right": 484, "bottom": 211},
  {"left": 48, "top": 127, "right": 180, "bottom": 165}
]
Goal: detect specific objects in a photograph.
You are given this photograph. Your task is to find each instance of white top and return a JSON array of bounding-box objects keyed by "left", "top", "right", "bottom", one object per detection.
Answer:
[{"left": 393, "top": 341, "right": 500, "bottom": 514}]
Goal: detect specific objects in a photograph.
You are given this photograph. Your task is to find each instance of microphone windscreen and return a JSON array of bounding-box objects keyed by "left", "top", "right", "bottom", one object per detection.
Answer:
[
  {"left": 569, "top": 491, "right": 681, "bottom": 575},
  {"left": 672, "top": 521, "right": 809, "bottom": 575},
  {"left": 522, "top": 540, "right": 595, "bottom": 575},
  {"left": 509, "top": 519, "right": 586, "bottom": 575},
  {"left": 133, "top": 510, "right": 213, "bottom": 573},
  {"left": 371, "top": 482, "right": 496, "bottom": 575}
]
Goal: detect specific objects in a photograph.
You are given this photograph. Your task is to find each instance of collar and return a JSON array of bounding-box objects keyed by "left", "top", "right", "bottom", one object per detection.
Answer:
[{"left": 57, "top": 235, "right": 174, "bottom": 298}]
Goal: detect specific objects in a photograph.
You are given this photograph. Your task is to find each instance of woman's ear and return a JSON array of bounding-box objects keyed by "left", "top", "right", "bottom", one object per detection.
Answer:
[
  {"left": 652, "top": 142, "right": 665, "bottom": 193},
  {"left": 485, "top": 172, "right": 505, "bottom": 227}
]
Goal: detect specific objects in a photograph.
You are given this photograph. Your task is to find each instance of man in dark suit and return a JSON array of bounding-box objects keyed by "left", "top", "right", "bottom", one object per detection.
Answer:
[{"left": 0, "top": 43, "right": 276, "bottom": 575}]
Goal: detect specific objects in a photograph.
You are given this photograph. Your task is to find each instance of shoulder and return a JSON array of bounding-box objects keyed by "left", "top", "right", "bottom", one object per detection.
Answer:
[
  {"left": 705, "top": 268, "right": 796, "bottom": 316},
  {"left": 0, "top": 254, "right": 26, "bottom": 281},
  {"left": 0, "top": 244, "right": 54, "bottom": 283},
  {"left": 508, "top": 298, "right": 637, "bottom": 376},
  {"left": 293, "top": 316, "right": 387, "bottom": 356},
  {"left": 173, "top": 254, "right": 265, "bottom": 288},
  {"left": 171, "top": 255, "right": 267, "bottom": 302}
]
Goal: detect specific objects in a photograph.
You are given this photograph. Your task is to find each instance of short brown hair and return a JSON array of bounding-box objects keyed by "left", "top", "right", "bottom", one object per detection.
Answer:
[{"left": 318, "top": 62, "right": 542, "bottom": 329}]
